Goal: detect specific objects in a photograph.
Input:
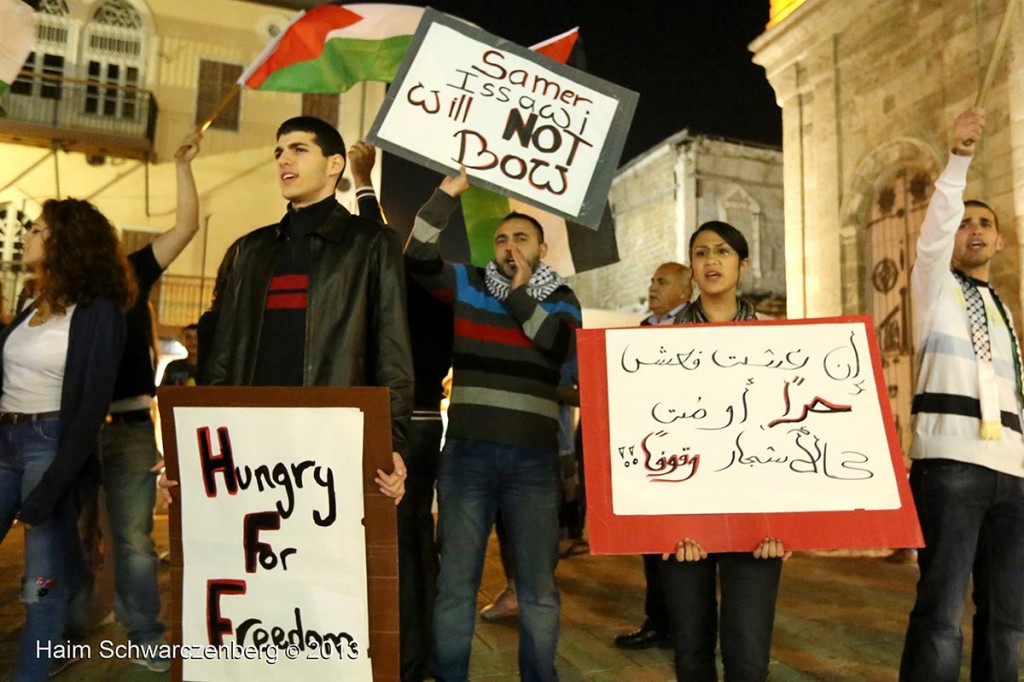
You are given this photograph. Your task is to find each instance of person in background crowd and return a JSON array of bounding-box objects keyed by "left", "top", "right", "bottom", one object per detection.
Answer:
[
  {"left": 70, "top": 132, "right": 202, "bottom": 674},
  {"left": 347, "top": 140, "right": 453, "bottom": 682},
  {"left": 615, "top": 261, "right": 692, "bottom": 651},
  {"left": 160, "top": 323, "right": 198, "bottom": 387}
]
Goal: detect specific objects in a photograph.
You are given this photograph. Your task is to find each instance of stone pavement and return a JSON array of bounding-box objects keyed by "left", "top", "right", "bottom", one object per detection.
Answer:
[{"left": 0, "top": 515, "right": 999, "bottom": 680}]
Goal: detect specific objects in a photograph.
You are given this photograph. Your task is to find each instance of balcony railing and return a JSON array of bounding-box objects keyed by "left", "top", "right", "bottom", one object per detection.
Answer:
[
  {"left": 0, "top": 265, "right": 212, "bottom": 333},
  {"left": 0, "top": 67, "right": 156, "bottom": 158}
]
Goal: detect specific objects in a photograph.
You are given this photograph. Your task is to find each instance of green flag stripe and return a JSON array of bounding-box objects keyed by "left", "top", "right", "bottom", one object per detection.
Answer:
[
  {"left": 255, "top": 36, "right": 413, "bottom": 93},
  {"left": 461, "top": 187, "right": 511, "bottom": 268}
]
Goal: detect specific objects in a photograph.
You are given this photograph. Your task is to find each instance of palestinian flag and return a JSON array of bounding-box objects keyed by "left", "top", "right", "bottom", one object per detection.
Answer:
[
  {"left": 0, "top": 0, "right": 36, "bottom": 116},
  {"left": 239, "top": 3, "right": 581, "bottom": 95},
  {"left": 239, "top": 3, "right": 424, "bottom": 93}
]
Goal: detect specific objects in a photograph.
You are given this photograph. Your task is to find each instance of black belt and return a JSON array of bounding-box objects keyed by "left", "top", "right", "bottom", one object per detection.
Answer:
[
  {"left": 106, "top": 408, "right": 152, "bottom": 425},
  {"left": 0, "top": 411, "right": 61, "bottom": 425}
]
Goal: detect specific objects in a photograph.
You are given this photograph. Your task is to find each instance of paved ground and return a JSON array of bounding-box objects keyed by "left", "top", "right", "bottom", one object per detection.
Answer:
[{"left": 0, "top": 514, "right": 999, "bottom": 680}]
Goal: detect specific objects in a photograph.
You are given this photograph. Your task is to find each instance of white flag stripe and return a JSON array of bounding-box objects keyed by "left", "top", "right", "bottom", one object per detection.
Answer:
[{"left": 323, "top": 4, "right": 424, "bottom": 41}]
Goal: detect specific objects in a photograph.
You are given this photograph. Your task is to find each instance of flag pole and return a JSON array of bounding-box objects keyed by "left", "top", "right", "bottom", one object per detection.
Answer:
[
  {"left": 976, "top": 0, "right": 1018, "bottom": 108},
  {"left": 963, "top": 0, "right": 1018, "bottom": 147},
  {"left": 174, "top": 85, "right": 242, "bottom": 158}
]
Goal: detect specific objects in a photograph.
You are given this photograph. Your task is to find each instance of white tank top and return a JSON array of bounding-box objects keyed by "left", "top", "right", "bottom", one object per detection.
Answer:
[{"left": 0, "top": 305, "right": 76, "bottom": 413}]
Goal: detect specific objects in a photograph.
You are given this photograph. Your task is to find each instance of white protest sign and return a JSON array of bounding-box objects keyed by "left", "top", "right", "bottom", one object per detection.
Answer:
[
  {"left": 368, "top": 8, "right": 637, "bottom": 229},
  {"left": 604, "top": 321, "right": 901, "bottom": 515},
  {"left": 174, "top": 406, "right": 371, "bottom": 681}
]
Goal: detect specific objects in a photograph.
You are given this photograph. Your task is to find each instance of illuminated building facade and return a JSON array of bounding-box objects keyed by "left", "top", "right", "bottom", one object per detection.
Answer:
[{"left": 751, "top": 0, "right": 1024, "bottom": 452}]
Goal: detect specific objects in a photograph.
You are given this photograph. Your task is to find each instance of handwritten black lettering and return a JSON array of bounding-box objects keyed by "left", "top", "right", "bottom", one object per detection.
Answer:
[
  {"left": 824, "top": 331, "right": 862, "bottom": 381},
  {"left": 235, "top": 607, "right": 359, "bottom": 660},
  {"left": 406, "top": 83, "right": 440, "bottom": 114}
]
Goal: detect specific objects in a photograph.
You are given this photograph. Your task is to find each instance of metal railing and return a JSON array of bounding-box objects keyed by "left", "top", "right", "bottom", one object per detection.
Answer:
[
  {"left": 0, "top": 265, "right": 212, "bottom": 329},
  {"left": 153, "top": 275, "right": 214, "bottom": 330},
  {"left": 0, "top": 67, "right": 156, "bottom": 144}
]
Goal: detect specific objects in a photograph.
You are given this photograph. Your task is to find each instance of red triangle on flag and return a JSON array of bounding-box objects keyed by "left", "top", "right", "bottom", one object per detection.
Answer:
[{"left": 529, "top": 27, "right": 580, "bottom": 65}]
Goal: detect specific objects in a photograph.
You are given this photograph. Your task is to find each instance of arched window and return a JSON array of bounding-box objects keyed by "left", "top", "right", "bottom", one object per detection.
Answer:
[
  {"left": 81, "top": 0, "right": 146, "bottom": 120},
  {"left": 11, "top": 0, "right": 72, "bottom": 101}
]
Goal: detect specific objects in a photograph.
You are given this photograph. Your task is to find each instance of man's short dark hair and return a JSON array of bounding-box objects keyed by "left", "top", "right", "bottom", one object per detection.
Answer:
[
  {"left": 964, "top": 199, "right": 999, "bottom": 231},
  {"left": 499, "top": 212, "right": 545, "bottom": 243},
  {"left": 276, "top": 116, "right": 346, "bottom": 161}
]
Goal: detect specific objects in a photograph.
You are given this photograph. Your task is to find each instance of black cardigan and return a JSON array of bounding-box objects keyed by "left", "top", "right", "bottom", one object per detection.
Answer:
[{"left": 0, "top": 297, "right": 126, "bottom": 524}]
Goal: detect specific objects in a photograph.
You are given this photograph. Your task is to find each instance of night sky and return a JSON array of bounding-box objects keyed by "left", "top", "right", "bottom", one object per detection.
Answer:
[{"left": 411, "top": 0, "right": 782, "bottom": 164}]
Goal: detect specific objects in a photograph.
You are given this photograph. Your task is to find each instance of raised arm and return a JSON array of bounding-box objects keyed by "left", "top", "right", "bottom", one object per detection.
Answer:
[
  {"left": 404, "top": 168, "right": 469, "bottom": 299},
  {"left": 151, "top": 131, "right": 202, "bottom": 269},
  {"left": 349, "top": 140, "right": 386, "bottom": 224},
  {"left": 911, "top": 109, "right": 984, "bottom": 308}
]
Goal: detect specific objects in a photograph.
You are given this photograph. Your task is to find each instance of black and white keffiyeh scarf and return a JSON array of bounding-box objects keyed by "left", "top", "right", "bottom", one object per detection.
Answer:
[
  {"left": 953, "top": 269, "right": 1024, "bottom": 440},
  {"left": 484, "top": 261, "right": 567, "bottom": 302},
  {"left": 673, "top": 297, "right": 758, "bottom": 324}
]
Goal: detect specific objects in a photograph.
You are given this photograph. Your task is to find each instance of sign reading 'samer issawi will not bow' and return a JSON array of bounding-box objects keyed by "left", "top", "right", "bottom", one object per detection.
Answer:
[{"left": 368, "top": 8, "right": 638, "bottom": 229}]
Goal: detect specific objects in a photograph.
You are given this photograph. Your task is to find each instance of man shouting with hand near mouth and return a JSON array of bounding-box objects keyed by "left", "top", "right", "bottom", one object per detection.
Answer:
[{"left": 406, "top": 168, "right": 581, "bottom": 682}]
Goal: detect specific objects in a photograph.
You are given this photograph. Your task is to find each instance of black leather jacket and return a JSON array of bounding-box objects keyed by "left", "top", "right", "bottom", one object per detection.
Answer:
[{"left": 205, "top": 203, "right": 414, "bottom": 454}]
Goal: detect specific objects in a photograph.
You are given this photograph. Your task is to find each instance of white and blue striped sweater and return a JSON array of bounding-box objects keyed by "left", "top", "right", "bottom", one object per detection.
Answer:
[{"left": 909, "top": 153, "right": 1024, "bottom": 477}]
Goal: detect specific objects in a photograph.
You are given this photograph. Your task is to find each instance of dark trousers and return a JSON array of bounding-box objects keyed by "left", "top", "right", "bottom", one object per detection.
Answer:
[
  {"left": 398, "top": 418, "right": 442, "bottom": 682},
  {"left": 900, "top": 459, "right": 1024, "bottom": 682},
  {"left": 660, "top": 553, "right": 782, "bottom": 681},
  {"left": 643, "top": 553, "right": 669, "bottom": 631}
]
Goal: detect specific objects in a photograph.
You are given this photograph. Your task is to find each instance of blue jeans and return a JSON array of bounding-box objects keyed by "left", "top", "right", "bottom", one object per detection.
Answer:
[
  {"left": 98, "top": 420, "right": 164, "bottom": 643},
  {"left": 398, "top": 418, "right": 442, "bottom": 682},
  {"left": 0, "top": 418, "right": 84, "bottom": 682},
  {"left": 659, "top": 553, "right": 782, "bottom": 681},
  {"left": 432, "top": 438, "right": 561, "bottom": 682},
  {"left": 900, "top": 459, "right": 1024, "bottom": 681}
]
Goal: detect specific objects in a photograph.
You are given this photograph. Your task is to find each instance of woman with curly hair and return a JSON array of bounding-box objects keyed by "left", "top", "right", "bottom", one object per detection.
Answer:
[{"left": 0, "top": 198, "right": 134, "bottom": 681}]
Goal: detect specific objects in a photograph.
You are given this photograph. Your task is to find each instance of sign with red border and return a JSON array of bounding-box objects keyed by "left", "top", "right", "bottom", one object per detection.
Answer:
[{"left": 578, "top": 315, "right": 923, "bottom": 554}]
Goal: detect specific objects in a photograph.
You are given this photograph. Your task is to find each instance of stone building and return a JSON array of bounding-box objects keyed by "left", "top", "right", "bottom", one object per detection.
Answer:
[
  {"left": 569, "top": 131, "right": 785, "bottom": 315},
  {"left": 750, "top": 0, "right": 1024, "bottom": 451}
]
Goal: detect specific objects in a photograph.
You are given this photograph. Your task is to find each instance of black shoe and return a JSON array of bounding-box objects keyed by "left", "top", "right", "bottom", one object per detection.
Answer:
[{"left": 613, "top": 621, "right": 671, "bottom": 650}]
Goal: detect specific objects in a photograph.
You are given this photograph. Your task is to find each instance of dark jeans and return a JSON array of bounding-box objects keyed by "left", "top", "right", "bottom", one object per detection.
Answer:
[
  {"left": 900, "top": 459, "right": 1024, "bottom": 681},
  {"left": 432, "top": 438, "right": 561, "bottom": 682},
  {"left": 643, "top": 553, "right": 669, "bottom": 631},
  {"left": 398, "top": 418, "right": 442, "bottom": 682},
  {"left": 659, "top": 553, "right": 782, "bottom": 681}
]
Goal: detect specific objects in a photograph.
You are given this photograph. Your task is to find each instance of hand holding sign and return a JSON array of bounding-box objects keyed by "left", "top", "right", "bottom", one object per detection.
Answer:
[
  {"left": 440, "top": 166, "right": 470, "bottom": 198},
  {"left": 375, "top": 452, "right": 407, "bottom": 505}
]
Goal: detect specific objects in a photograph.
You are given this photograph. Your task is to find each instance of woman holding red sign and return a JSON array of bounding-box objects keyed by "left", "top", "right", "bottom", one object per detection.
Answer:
[{"left": 661, "top": 221, "right": 789, "bottom": 681}]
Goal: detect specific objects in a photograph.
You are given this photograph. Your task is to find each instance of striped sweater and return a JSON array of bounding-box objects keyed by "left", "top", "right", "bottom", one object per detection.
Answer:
[
  {"left": 909, "top": 153, "right": 1024, "bottom": 476},
  {"left": 407, "top": 190, "right": 581, "bottom": 453}
]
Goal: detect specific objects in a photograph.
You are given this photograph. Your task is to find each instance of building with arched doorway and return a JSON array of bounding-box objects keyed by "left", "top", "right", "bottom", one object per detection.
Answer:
[{"left": 751, "top": 0, "right": 1024, "bottom": 454}]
